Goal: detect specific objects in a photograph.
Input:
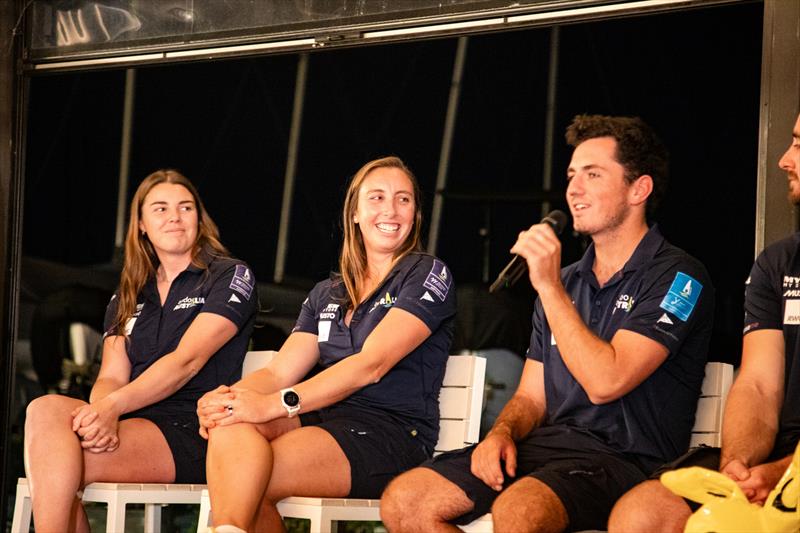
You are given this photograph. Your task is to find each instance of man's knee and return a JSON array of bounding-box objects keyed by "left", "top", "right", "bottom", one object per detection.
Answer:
[
  {"left": 608, "top": 479, "right": 690, "bottom": 533},
  {"left": 381, "top": 467, "right": 471, "bottom": 531},
  {"left": 491, "top": 478, "right": 567, "bottom": 533},
  {"left": 382, "top": 468, "right": 431, "bottom": 528}
]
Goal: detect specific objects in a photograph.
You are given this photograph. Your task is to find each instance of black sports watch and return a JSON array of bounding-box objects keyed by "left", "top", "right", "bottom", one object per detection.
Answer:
[{"left": 280, "top": 387, "right": 301, "bottom": 418}]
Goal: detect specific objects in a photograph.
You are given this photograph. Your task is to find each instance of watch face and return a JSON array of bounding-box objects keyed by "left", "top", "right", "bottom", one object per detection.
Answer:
[{"left": 283, "top": 390, "right": 300, "bottom": 407}]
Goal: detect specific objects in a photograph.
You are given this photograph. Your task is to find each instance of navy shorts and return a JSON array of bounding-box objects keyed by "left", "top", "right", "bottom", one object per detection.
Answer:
[
  {"left": 122, "top": 409, "right": 207, "bottom": 484},
  {"left": 648, "top": 445, "right": 721, "bottom": 479},
  {"left": 648, "top": 445, "right": 721, "bottom": 511},
  {"left": 423, "top": 426, "right": 647, "bottom": 531},
  {"left": 300, "top": 405, "right": 430, "bottom": 498}
]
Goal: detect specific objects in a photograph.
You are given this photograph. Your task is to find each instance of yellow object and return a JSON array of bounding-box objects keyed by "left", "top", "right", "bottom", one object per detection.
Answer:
[{"left": 660, "top": 444, "right": 800, "bottom": 533}]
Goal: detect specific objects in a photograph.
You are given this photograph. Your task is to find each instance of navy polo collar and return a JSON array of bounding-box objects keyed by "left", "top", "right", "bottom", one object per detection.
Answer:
[
  {"left": 329, "top": 252, "right": 421, "bottom": 306},
  {"left": 576, "top": 224, "right": 665, "bottom": 281},
  {"left": 143, "top": 247, "right": 215, "bottom": 303}
]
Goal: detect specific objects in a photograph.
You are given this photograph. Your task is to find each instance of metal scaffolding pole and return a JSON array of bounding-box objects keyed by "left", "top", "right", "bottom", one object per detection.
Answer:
[
  {"left": 541, "top": 26, "right": 560, "bottom": 218},
  {"left": 114, "top": 68, "right": 136, "bottom": 261},
  {"left": 427, "top": 36, "right": 468, "bottom": 255},
  {"left": 274, "top": 53, "right": 309, "bottom": 283}
]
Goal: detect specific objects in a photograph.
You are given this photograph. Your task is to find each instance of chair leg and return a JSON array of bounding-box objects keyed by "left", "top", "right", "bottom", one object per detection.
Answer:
[
  {"left": 196, "top": 490, "right": 212, "bottom": 533},
  {"left": 144, "top": 503, "right": 162, "bottom": 533},
  {"left": 307, "top": 504, "right": 330, "bottom": 533},
  {"left": 105, "top": 496, "right": 127, "bottom": 533},
  {"left": 10, "top": 479, "right": 32, "bottom": 533}
]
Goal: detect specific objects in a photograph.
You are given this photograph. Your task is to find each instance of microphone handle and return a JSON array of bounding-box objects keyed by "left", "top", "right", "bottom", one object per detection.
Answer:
[
  {"left": 488, "top": 255, "right": 526, "bottom": 293},
  {"left": 488, "top": 209, "right": 568, "bottom": 294}
]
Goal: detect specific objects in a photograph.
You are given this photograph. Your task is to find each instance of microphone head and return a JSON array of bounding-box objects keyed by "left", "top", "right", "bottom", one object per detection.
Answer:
[{"left": 542, "top": 210, "right": 568, "bottom": 235}]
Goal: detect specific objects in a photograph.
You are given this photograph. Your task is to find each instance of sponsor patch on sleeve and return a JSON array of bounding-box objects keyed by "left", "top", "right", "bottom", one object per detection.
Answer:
[
  {"left": 229, "top": 265, "right": 254, "bottom": 300},
  {"left": 422, "top": 259, "right": 452, "bottom": 302},
  {"left": 659, "top": 272, "right": 702, "bottom": 322}
]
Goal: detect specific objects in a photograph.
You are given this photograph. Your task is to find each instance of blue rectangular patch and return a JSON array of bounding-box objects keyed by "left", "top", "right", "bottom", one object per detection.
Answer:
[
  {"left": 659, "top": 272, "right": 702, "bottom": 322},
  {"left": 229, "top": 264, "right": 254, "bottom": 300},
  {"left": 423, "top": 259, "right": 452, "bottom": 302}
]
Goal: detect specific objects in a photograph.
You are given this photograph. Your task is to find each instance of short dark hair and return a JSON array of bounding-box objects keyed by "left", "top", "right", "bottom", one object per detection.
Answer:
[{"left": 565, "top": 114, "right": 669, "bottom": 219}]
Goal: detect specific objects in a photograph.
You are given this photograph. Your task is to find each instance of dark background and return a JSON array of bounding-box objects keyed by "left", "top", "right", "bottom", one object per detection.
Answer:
[{"left": 22, "top": 1, "right": 763, "bottom": 363}]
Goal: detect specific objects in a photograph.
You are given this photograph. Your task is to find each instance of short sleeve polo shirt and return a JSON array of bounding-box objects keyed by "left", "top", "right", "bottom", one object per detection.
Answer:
[
  {"left": 293, "top": 252, "right": 457, "bottom": 449},
  {"left": 103, "top": 252, "right": 259, "bottom": 416},
  {"left": 528, "top": 225, "right": 715, "bottom": 471},
  {"left": 743, "top": 232, "right": 800, "bottom": 457}
]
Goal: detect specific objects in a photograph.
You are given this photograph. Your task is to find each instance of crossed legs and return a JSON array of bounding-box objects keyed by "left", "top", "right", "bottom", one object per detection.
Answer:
[
  {"left": 24, "top": 394, "right": 175, "bottom": 533},
  {"left": 206, "top": 420, "right": 351, "bottom": 531}
]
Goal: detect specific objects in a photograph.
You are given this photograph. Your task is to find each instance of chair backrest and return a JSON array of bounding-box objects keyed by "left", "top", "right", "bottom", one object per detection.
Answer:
[
  {"left": 239, "top": 351, "right": 487, "bottom": 453},
  {"left": 242, "top": 350, "right": 278, "bottom": 377},
  {"left": 689, "top": 361, "right": 734, "bottom": 447},
  {"left": 435, "top": 355, "right": 486, "bottom": 452}
]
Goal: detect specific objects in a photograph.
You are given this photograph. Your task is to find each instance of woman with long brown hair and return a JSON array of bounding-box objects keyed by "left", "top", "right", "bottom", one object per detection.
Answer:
[
  {"left": 24, "top": 169, "right": 258, "bottom": 532},
  {"left": 197, "top": 156, "right": 457, "bottom": 532}
]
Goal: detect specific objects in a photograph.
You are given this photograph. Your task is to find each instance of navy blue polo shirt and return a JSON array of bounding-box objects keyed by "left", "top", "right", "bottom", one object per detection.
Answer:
[
  {"left": 293, "top": 252, "right": 457, "bottom": 449},
  {"left": 103, "top": 251, "right": 259, "bottom": 417},
  {"left": 528, "top": 225, "right": 714, "bottom": 472},
  {"left": 743, "top": 232, "right": 800, "bottom": 458}
]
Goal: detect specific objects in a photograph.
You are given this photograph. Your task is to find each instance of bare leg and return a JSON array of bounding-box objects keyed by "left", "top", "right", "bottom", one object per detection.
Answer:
[
  {"left": 608, "top": 479, "right": 691, "bottom": 533},
  {"left": 207, "top": 421, "right": 352, "bottom": 531},
  {"left": 25, "top": 395, "right": 175, "bottom": 533},
  {"left": 251, "top": 426, "right": 352, "bottom": 532},
  {"left": 382, "top": 467, "right": 474, "bottom": 533},
  {"left": 206, "top": 420, "right": 278, "bottom": 529},
  {"left": 490, "top": 477, "right": 568, "bottom": 533},
  {"left": 25, "top": 395, "right": 89, "bottom": 532}
]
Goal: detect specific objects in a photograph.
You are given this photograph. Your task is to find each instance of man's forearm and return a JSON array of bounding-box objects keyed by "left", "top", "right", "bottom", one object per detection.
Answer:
[
  {"left": 489, "top": 393, "right": 545, "bottom": 441},
  {"left": 721, "top": 381, "right": 780, "bottom": 468},
  {"left": 537, "top": 284, "right": 617, "bottom": 392}
]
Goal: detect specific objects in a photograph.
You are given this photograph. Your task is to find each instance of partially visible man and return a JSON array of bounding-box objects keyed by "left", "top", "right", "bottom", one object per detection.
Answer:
[
  {"left": 380, "top": 115, "right": 715, "bottom": 533},
  {"left": 608, "top": 112, "right": 800, "bottom": 533}
]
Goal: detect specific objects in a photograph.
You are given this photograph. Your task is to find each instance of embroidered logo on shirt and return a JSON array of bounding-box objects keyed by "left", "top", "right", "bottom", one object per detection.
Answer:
[
  {"left": 657, "top": 313, "right": 674, "bottom": 325},
  {"left": 229, "top": 264, "right": 254, "bottom": 300},
  {"left": 423, "top": 259, "right": 451, "bottom": 302},
  {"left": 420, "top": 291, "right": 435, "bottom": 302},
  {"left": 659, "top": 272, "right": 702, "bottom": 322},
  {"left": 613, "top": 294, "right": 634, "bottom": 314},
  {"left": 320, "top": 303, "right": 339, "bottom": 320},
  {"left": 124, "top": 303, "right": 144, "bottom": 335},
  {"left": 228, "top": 293, "right": 241, "bottom": 304},
  {"left": 369, "top": 292, "right": 397, "bottom": 313},
  {"left": 783, "top": 276, "right": 800, "bottom": 296},
  {"left": 783, "top": 276, "right": 800, "bottom": 289},
  {"left": 173, "top": 296, "right": 205, "bottom": 311}
]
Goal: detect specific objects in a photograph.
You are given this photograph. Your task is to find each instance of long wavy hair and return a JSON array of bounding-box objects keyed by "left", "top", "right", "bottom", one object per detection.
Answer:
[
  {"left": 339, "top": 156, "right": 423, "bottom": 309},
  {"left": 114, "top": 169, "right": 229, "bottom": 334}
]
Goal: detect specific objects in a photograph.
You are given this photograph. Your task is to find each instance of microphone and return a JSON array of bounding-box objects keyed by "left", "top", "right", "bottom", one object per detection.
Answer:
[{"left": 488, "top": 210, "right": 568, "bottom": 294}]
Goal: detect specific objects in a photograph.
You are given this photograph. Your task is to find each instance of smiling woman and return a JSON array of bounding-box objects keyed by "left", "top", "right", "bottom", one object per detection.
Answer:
[{"left": 196, "top": 156, "right": 457, "bottom": 531}]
